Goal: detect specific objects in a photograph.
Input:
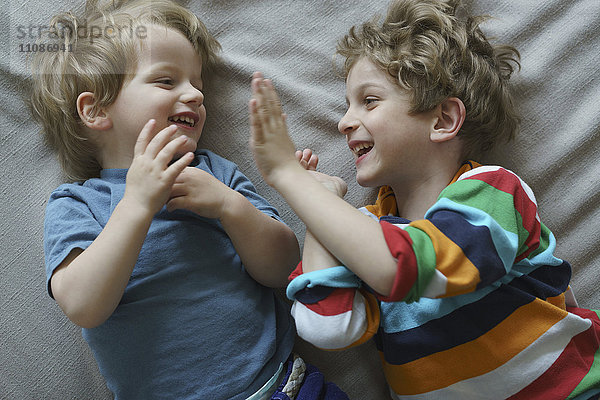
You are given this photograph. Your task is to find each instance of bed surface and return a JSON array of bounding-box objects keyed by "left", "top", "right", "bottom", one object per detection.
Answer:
[{"left": 2, "top": 0, "right": 599, "bottom": 398}]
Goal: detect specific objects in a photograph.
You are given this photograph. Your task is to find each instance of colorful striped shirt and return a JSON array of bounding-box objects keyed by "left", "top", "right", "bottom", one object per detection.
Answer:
[{"left": 287, "top": 162, "right": 600, "bottom": 399}]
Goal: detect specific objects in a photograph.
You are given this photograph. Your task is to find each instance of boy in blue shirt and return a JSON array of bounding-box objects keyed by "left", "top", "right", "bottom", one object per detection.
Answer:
[{"left": 29, "top": 0, "right": 313, "bottom": 398}]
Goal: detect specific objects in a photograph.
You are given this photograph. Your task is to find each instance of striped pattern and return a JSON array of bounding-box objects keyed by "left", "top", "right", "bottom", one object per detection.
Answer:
[{"left": 289, "top": 163, "right": 600, "bottom": 399}]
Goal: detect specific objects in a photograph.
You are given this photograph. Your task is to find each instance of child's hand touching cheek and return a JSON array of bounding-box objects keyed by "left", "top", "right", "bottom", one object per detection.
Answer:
[{"left": 124, "top": 119, "right": 194, "bottom": 216}]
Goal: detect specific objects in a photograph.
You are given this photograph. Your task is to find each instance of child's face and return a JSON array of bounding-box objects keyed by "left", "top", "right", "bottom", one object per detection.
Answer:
[
  {"left": 103, "top": 25, "right": 205, "bottom": 167},
  {"left": 338, "top": 57, "right": 438, "bottom": 188}
]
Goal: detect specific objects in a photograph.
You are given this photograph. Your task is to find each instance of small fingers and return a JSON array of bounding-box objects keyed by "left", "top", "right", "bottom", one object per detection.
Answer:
[
  {"left": 302, "top": 148, "right": 313, "bottom": 160},
  {"left": 263, "top": 79, "right": 284, "bottom": 120},
  {"left": 250, "top": 74, "right": 284, "bottom": 131},
  {"left": 297, "top": 149, "right": 310, "bottom": 170},
  {"left": 134, "top": 119, "right": 157, "bottom": 157},
  {"left": 172, "top": 167, "right": 188, "bottom": 184},
  {"left": 154, "top": 133, "right": 189, "bottom": 167},
  {"left": 169, "top": 183, "right": 183, "bottom": 198},
  {"left": 251, "top": 79, "right": 269, "bottom": 129},
  {"left": 166, "top": 196, "right": 184, "bottom": 213},
  {"left": 307, "top": 153, "right": 318, "bottom": 171},
  {"left": 145, "top": 124, "right": 178, "bottom": 158},
  {"left": 168, "top": 177, "right": 189, "bottom": 200},
  {"left": 250, "top": 72, "right": 266, "bottom": 141},
  {"left": 297, "top": 148, "right": 319, "bottom": 171},
  {"left": 249, "top": 98, "right": 264, "bottom": 144},
  {"left": 165, "top": 151, "right": 194, "bottom": 180}
]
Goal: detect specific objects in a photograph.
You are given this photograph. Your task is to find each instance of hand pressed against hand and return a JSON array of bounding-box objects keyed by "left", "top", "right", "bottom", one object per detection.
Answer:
[
  {"left": 296, "top": 148, "right": 348, "bottom": 198},
  {"left": 124, "top": 119, "right": 194, "bottom": 215},
  {"left": 167, "top": 167, "right": 234, "bottom": 219},
  {"left": 249, "top": 72, "right": 299, "bottom": 186}
]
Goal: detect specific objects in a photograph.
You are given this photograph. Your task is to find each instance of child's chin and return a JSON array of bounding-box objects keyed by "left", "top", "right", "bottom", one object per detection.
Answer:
[{"left": 355, "top": 173, "right": 377, "bottom": 188}]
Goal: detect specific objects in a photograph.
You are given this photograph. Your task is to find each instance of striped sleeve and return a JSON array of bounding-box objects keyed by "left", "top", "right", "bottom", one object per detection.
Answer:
[
  {"left": 381, "top": 166, "right": 559, "bottom": 301},
  {"left": 287, "top": 263, "right": 380, "bottom": 350}
]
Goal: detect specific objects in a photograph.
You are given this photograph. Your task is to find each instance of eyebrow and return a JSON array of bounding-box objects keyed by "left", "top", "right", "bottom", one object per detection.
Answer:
[
  {"left": 345, "top": 81, "right": 387, "bottom": 103},
  {"left": 354, "top": 81, "right": 387, "bottom": 92}
]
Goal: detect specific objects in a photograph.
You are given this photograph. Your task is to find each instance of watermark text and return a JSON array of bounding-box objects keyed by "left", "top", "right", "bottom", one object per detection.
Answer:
[{"left": 16, "top": 23, "right": 147, "bottom": 45}]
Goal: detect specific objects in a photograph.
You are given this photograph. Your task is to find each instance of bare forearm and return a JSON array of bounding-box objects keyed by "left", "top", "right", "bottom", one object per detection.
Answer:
[
  {"left": 271, "top": 165, "right": 397, "bottom": 295},
  {"left": 220, "top": 192, "right": 300, "bottom": 287},
  {"left": 51, "top": 199, "right": 153, "bottom": 328},
  {"left": 302, "top": 229, "right": 341, "bottom": 273}
]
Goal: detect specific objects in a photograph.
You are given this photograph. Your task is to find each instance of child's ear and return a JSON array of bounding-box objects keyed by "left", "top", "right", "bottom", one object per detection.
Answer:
[
  {"left": 430, "top": 97, "right": 465, "bottom": 143},
  {"left": 76, "top": 92, "right": 112, "bottom": 131}
]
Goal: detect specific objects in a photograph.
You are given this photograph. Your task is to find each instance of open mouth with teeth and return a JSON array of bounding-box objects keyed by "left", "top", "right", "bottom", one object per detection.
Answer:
[
  {"left": 168, "top": 115, "right": 196, "bottom": 128},
  {"left": 351, "top": 143, "right": 373, "bottom": 158}
]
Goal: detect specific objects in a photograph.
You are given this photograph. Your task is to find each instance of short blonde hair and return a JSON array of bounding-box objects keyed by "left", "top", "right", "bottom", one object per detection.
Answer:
[
  {"left": 29, "top": 0, "right": 221, "bottom": 181},
  {"left": 336, "top": 0, "right": 520, "bottom": 159}
]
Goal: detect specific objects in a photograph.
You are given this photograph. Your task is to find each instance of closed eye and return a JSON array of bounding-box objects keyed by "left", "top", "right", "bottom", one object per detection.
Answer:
[{"left": 156, "top": 78, "right": 175, "bottom": 87}]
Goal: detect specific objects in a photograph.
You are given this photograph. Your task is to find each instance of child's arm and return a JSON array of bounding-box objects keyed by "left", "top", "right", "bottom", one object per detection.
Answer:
[
  {"left": 286, "top": 150, "right": 381, "bottom": 349},
  {"left": 249, "top": 73, "right": 398, "bottom": 296},
  {"left": 50, "top": 120, "right": 194, "bottom": 329},
  {"left": 294, "top": 149, "right": 347, "bottom": 273},
  {"left": 288, "top": 262, "right": 380, "bottom": 350},
  {"left": 166, "top": 167, "right": 300, "bottom": 288}
]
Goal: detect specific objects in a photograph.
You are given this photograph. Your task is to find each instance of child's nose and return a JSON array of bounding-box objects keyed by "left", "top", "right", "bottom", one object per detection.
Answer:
[
  {"left": 181, "top": 83, "right": 204, "bottom": 104},
  {"left": 338, "top": 111, "right": 358, "bottom": 135}
]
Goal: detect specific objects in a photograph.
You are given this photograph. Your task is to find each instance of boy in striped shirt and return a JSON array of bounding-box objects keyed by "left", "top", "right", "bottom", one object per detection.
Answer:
[{"left": 248, "top": 0, "right": 600, "bottom": 398}]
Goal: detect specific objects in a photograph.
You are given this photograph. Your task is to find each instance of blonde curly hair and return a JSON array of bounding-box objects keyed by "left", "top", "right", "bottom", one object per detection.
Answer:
[
  {"left": 336, "top": 0, "right": 520, "bottom": 159},
  {"left": 29, "top": 0, "right": 221, "bottom": 181}
]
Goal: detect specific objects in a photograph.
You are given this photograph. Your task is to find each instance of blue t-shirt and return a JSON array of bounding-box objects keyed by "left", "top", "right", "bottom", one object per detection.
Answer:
[{"left": 44, "top": 150, "right": 295, "bottom": 399}]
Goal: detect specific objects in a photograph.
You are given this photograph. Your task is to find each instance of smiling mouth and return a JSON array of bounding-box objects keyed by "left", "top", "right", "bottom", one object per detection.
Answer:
[
  {"left": 351, "top": 143, "right": 373, "bottom": 157},
  {"left": 168, "top": 115, "right": 196, "bottom": 127}
]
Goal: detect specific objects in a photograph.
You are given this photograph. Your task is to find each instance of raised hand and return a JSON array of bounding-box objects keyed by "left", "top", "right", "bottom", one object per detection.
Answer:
[
  {"left": 249, "top": 72, "right": 299, "bottom": 187},
  {"left": 124, "top": 119, "right": 194, "bottom": 215}
]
